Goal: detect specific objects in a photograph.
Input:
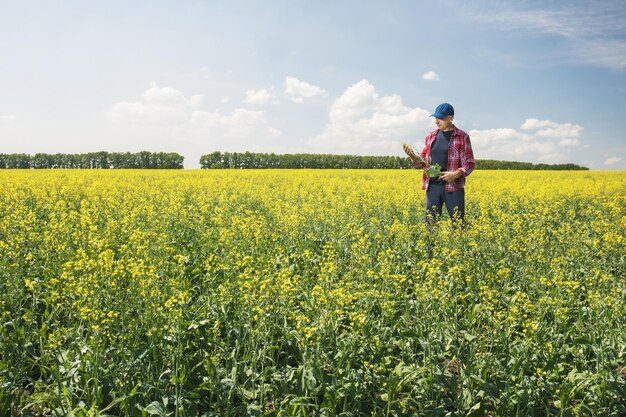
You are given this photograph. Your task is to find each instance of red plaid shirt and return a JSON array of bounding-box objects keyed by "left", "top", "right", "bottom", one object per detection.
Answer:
[{"left": 418, "top": 127, "right": 475, "bottom": 192}]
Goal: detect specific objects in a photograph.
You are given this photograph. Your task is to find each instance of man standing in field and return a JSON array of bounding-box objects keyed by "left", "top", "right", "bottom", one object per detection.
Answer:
[{"left": 405, "top": 103, "right": 475, "bottom": 226}]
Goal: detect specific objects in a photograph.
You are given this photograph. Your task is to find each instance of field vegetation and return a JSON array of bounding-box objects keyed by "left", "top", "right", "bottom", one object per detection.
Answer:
[{"left": 0, "top": 170, "right": 624, "bottom": 416}]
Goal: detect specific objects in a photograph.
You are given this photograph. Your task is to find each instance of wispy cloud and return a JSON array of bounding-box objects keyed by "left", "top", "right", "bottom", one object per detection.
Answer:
[
  {"left": 191, "top": 108, "right": 280, "bottom": 138},
  {"left": 603, "top": 156, "right": 622, "bottom": 166},
  {"left": 187, "top": 66, "right": 211, "bottom": 79},
  {"left": 0, "top": 115, "right": 16, "bottom": 124},
  {"left": 463, "top": 2, "right": 626, "bottom": 69}
]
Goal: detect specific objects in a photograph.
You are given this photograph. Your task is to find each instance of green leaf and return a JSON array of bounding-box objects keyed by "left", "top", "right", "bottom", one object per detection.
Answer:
[
  {"left": 138, "top": 401, "right": 167, "bottom": 417},
  {"left": 425, "top": 164, "right": 442, "bottom": 178}
]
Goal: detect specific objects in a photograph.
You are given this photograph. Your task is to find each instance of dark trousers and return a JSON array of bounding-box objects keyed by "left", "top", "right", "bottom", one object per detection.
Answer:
[
  {"left": 423, "top": 183, "right": 465, "bottom": 258},
  {"left": 425, "top": 183, "right": 465, "bottom": 224}
]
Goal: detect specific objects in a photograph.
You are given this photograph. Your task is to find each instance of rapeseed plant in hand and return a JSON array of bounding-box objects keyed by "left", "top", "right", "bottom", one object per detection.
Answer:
[{"left": 402, "top": 143, "right": 442, "bottom": 178}]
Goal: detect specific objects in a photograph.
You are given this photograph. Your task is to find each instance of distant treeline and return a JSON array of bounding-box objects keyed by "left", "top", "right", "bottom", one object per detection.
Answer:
[
  {"left": 0, "top": 152, "right": 184, "bottom": 169},
  {"left": 200, "top": 151, "right": 589, "bottom": 170},
  {"left": 0, "top": 150, "right": 589, "bottom": 170},
  {"left": 199, "top": 151, "right": 408, "bottom": 169},
  {"left": 477, "top": 159, "right": 588, "bottom": 170}
]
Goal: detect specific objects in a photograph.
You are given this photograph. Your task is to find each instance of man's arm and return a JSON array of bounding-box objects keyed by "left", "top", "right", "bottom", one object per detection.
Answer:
[{"left": 459, "top": 134, "right": 475, "bottom": 177}]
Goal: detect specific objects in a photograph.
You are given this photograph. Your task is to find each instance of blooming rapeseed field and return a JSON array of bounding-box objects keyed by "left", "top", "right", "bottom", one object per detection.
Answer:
[{"left": 0, "top": 169, "right": 624, "bottom": 416}]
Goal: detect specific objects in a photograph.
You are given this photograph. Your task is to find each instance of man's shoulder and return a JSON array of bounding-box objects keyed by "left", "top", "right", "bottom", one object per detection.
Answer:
[
  {"left": 453, "top": 127, "right": 469, "bottom": 137},
  {"left": 426, "top": 129, "right": 439, "bottom": 140},
  {"left": 452, "top": 127, "right": 471, "bottom": 142}
]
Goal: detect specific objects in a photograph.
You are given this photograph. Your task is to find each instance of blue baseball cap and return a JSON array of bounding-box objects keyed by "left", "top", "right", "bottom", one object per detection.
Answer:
[{"left": 431, "top": 103, "right": 454, "bottom": 119}]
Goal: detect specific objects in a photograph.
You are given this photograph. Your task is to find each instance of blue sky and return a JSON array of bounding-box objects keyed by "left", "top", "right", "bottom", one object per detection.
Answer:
[{"left": 0, "top": 0, "right": 624, "bottom": 169}]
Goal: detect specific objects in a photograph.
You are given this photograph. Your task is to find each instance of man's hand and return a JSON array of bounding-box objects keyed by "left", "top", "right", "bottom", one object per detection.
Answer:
[
  {"left": 439, "top": 170, "right": 463, "bottom": 183},
  {"left": 402, "top": 144, "right": 423, "bottom": 166}
]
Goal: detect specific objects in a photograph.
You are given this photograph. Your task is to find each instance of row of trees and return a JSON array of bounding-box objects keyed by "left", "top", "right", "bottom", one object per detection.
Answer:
[
  {"left": 0, "top": 151, "right": 589, "bottom": 170},
  {"left": 200, "top": 151, "right": 589, "bottom": 170},
  {"left": 0, "top": 152, "right": 184, "bottom": 169},
  {"left": 199, "top": 151, "right": 409, "bottom": 169},
  {"left": 477, "top": 159, "right": 588, "bottom": 170}
]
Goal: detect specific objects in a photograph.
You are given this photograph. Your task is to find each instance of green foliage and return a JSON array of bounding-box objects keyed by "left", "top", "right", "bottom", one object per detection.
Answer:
[
  {"left": 0, "top": 152, "right": 184, "bottom": 169},
  {"left": 1, "top": 170, "right": 621, "bottom": 416},
  {"left": 0, "top": 151, "right": 590, "bottom": 170},
  {"left": 476, "top": 159, "right": 589, "bottom": 170},
  {"left": 199, "top": 151, "right": 589, "bottom": 170},
  {"left": 425, "top": 163, "right": 442, "bottom": 178},
  {"left": 199, "top": 151, "right": 409, "bottom": 169}
]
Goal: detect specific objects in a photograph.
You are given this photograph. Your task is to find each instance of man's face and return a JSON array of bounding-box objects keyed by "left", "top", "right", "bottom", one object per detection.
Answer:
[{"left": 435, "top": 115, "right": 454, "bottom": 131}]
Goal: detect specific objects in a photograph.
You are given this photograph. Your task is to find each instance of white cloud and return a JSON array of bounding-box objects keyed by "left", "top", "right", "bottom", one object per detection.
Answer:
[
  {"left": 244, "top": 88, "right": 278, "bottom": 105},
  {"left": 142, "top": 82, "right": 203, "bottom": 106},
  {"left": 109, "top": 82, "right": 203, "bottom": 125},
  {"left": 109, "top": 100, "right": 188, "bottom": 125},
  {"left": 521, "top": 118, "right": 583, "bottom": 140},
  {"left": 107, "top": 83, "right": 281, "bottom": 167},
  {"left": 285, "top": 76, "right": 327, "bottom": 103},
  {"left": 220, "top": 96, "right": 231, "bottom": 103},
  {"left": 470, "top": 118, "right": 584, "bottom": 162},
  {"left": 110, "top": 83, "right": 280, "bottom": 137},
  {"left": 422, "top": 71, "right": 439, "bottom": 81},
  {"left": 105, "top": 81, "right": 591, "bottom": 167},
  {"left": 520, "top": 118, "right": 554, "bottom": 130},
  {"left": 190, "top": 108, "right": 280, "bottom": 138},
  {"left": 0, "top": 115, "right": 16, "bottom": 124},
  {"left": 310, "top": 79, "right": 431, "bottom": 154},
  {"left": 604, "top": 157, "right": 622, "bottom": 166}
]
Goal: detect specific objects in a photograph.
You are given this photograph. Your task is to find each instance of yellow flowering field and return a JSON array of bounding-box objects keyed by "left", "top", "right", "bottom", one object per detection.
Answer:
[{"left": 1, "top": 169, "right": 625, "bottom": 416}]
